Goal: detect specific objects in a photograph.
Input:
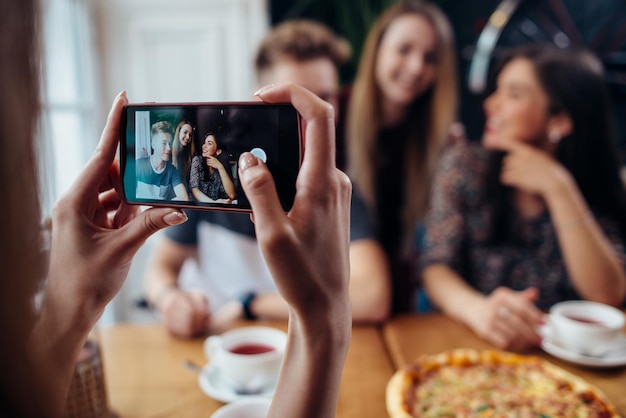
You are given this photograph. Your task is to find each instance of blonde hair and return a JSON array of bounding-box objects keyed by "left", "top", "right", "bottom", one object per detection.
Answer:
[{"left": 347, "top": 0, "right": 457, "bottom": 244}]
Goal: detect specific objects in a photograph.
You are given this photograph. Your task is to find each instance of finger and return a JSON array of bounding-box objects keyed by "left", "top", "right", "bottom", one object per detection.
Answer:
[
  {"left": 503, "top": 310, "right": 541, "bottom": 346},
  {"left": 238, "top": 152, "right": 286, "bottom": 228},
  {"left": 115, "top": 207, "right": 188, "bottom": 254},
  {"left": 112, "top": 200, "right": 140, "bottom": 228},
  {"left": 256, "top": 83, "right": 336, "bottom": 182},
  {"left": 516, "top": 288, "right": 544, "bottom": 324},
  {"left": 99, "top": 189, "right": 122, "bottom": 211},
  {"left": 73, "top": 92, "right": 128, "bottom": 198},
  {"left": 99, "top": 159, "right": 123, "bottom": 194},
  {"left": 189, "top": 291, "right": 210, "bottom": 333},
  {"left": 486, "top": 327, "right": 513, "bottom": 349}
]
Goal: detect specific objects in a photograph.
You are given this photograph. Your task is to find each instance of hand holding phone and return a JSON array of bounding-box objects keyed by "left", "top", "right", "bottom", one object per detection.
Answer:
[{"left": 120, "top": 101, "right": 303, "bottom": 212}]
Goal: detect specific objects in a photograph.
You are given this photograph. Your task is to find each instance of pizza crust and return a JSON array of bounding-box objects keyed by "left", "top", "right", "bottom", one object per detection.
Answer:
[{"left": 386, "top": 348, "right": 620, "bottom": 418}]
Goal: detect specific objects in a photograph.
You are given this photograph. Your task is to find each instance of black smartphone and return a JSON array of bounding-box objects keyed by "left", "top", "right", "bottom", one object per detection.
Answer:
[{"left": 120, "top": 102, "right": 303, "bottom": 212}]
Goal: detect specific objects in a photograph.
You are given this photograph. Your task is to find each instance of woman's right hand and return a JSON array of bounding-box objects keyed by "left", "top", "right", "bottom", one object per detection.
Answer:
[
  {"left": 238, "top": 83, "right": 352, "bottom": 323},
  {"left": 237, "top": 82, "right": 352, "bottom": 418},
  {"left": 467, "top": 286, "right": 544, "bottom": 351}
]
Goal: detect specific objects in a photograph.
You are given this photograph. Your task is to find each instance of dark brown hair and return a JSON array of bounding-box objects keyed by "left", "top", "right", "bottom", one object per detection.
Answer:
[
  {"left": 485, "top": 44, "right": 626, "bottom": 243},
  {"left": 255, "top": 19, "right": 350, "bottom": 78},
  {"left": 0, "top": 0, "right": 45, "bottom": 414}
]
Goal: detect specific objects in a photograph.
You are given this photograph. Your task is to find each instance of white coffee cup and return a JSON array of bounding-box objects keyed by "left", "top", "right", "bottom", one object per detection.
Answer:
[
  {"left": 210, "top": 397, "right": 272, "bottom": 418},
  {"left": 546, "top": 300, "right": 625, "bottom": 356},
  {"left": 204, "top": 327, "right": 286, "bottom": 393}
]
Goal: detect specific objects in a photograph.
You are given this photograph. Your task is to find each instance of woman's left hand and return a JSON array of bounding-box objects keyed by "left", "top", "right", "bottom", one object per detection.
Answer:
[
  {"left": 46, "top": 92, "right": 188, "bottom": 327},
  {"left": 497, "top": 141, "right": 571, "bottom": 197},
  {"left": 206, "top": 156, "right": 225, "bottom": 170}
]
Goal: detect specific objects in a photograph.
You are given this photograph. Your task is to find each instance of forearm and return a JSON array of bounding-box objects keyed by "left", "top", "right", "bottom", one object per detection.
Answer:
[
  {"left": 349, "top": 240, "right": 391, "bottom": 323},
  {"left": 545, "top": 178, "right": 626, "bottom": 305},
  {"left": 250, "top": 293, "right": 290, "bottom": 320},
  {"left": 218, "top": 168, "right": 236, "bottom": 199},
  {"left": 144, "top": 260, "right": 180, "bottom": 309},
  {"left": 423, "top": 264, "right": 485, "bottom": 323},
  {"left": 268, "top": 308, "right": 351, "bottom": 418},
  {"left": 173, "top": 184, "right": 189, "bottom": 201},
  {"left": 28, "top": 280, "right": 95, "bottom": 417},
  {"left": 191, "top": 188, "right": 212, "bottom": 203}
]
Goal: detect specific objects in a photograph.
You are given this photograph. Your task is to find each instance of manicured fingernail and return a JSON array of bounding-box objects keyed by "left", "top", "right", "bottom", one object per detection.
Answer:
[
  {"left": 253, "top": 84, "right": 275, "bottom": 97},
  {"left": 239, "top": 152, "right": 259, "bottom": 172},
  {"left": 163, "top": 211, "right": 187, "bottom": 226}
]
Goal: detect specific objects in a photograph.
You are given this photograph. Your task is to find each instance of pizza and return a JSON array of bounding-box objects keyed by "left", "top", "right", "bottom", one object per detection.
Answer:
[{"left": 386, "top": 348, "right": 619, "bottom": 418}]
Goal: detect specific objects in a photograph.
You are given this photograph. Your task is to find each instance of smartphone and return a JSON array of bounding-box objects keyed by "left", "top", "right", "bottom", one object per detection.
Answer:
[{"left": 120, "top": 102, "right": 303, "bottom": 212}]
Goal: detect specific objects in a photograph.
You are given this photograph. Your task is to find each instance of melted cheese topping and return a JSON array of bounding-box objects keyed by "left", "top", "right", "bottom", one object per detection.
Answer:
[{"left": 410, "top": 362, "right": 611, "bottom": 417}]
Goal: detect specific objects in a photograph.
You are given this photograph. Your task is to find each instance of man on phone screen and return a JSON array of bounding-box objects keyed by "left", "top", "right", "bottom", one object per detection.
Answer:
[
  {"left": 144, "top": 20, "right": 390, "bottom": 337},
  {"left": 136, "top": 121, "right": 189, "bottom": 201}
]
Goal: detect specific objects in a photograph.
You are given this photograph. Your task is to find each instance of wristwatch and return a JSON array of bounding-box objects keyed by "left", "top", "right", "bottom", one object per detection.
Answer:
[{"left": 239, "top": 291, "right": 257, "bottom": 320}]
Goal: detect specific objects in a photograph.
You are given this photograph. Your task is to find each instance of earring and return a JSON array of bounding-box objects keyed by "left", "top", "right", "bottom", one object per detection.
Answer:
[{"left": 548, "top": 131, "right": 561, "bottom": 143}]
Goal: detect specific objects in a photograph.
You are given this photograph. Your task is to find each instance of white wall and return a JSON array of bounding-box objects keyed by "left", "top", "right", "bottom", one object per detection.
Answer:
[{"left": 92, "top": 0, "right": 269, "bottom": 323}]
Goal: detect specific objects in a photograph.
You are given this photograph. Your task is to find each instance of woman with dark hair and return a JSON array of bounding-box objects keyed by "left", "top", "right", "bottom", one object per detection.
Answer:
[
  {"left": 422, "top": 44, "right": 626, "bottom": 351},
  {"left": 189, "top": 132, "right": 236, "bottom": 203}
]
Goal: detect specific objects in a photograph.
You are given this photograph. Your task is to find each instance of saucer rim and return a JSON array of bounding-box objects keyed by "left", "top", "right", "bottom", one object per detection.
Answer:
[
  {"left": 198, "top": 363, "right": 276, "bottom": 403},
  {"left": 541, "top": 337, "right": 626, "bottom": 368}
]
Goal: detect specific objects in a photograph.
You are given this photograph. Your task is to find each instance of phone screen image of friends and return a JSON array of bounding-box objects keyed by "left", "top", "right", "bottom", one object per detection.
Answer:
[{"left": 122, "top": 104, "right": 300, "bottom": 211}]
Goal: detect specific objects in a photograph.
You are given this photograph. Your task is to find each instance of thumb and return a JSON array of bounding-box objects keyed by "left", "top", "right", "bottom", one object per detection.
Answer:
[
  {"left": 520, "top": 287, "right": 539, "bottom": 303},
  {"left": 118, "top": 207, "right": 187, "bottom": 252},
  {"left": 238, "top": 152, "right": 286, "bottom": 226}
]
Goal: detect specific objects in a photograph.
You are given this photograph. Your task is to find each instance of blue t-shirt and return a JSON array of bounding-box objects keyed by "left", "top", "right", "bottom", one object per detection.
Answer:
[{"left": 136, "top": 157, "right": 183, "bottom": 200}]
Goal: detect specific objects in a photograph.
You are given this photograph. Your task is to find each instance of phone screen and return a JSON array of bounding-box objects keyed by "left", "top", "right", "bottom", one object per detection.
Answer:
[{"left": 120, "top": 102, "right": 302, "bottom": 212}]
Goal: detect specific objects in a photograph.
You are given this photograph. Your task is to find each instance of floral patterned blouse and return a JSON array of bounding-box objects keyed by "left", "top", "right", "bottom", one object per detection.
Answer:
[
  {"left": 421, "top": 141, "right": 626, "bottom": 309},
  {"left": 189, "top": 156, "right": 230, "bottom": 201}
]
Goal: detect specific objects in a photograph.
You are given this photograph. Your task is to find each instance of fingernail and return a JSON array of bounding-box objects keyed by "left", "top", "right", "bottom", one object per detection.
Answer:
[
  {"left": 253, "top": 84, "right": 275, "bottom": 97},
  {"left": 114, "top": 90, "right": 128, "bottom": 106},
  {"left": 239, "top": 152, "right": 259, "bottom": 172},
  {"left": 163, "top": 211, "right": 187, "bottom": 226}
]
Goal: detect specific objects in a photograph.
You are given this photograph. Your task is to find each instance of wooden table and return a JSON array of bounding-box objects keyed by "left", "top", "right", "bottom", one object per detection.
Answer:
[
  {"left": 383, "top": 313, "right": 626, "bottom": 415},
  {"left": 99, "top": 320, "right": 393, "bottom": 418}
]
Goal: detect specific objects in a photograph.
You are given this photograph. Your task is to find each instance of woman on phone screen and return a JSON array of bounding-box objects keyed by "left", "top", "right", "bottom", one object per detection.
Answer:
[
  {"left": 172, "top": 119, "right": 195, "bottom": 189},
  {"left": 190, "top": 132, "right": 236, "bottom": 203}
]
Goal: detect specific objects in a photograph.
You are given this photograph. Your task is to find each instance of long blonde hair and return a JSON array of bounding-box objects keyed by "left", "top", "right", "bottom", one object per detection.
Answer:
[
  {"left": 347, "top": 0, "right": 457, "bottom": 244},
  {"left": 172, "top": 120, "right": 195, "bottom": 184}
]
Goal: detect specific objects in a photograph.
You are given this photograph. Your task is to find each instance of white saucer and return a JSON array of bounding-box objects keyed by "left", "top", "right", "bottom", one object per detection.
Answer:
[
  {"left": 198, "top": 364, "right": 276, "bottom": 403},
  {"left": 541, "top": 337, "right": 626, "bottom": 369}
]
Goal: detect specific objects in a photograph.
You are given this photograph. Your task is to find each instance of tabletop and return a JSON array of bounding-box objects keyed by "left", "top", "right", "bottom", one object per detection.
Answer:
[
  {"left": 98, "top": 320, "right": 393, "bottom": 418},
  {"left": 383, "top": 313, "right": 626, "bottom": 415}
]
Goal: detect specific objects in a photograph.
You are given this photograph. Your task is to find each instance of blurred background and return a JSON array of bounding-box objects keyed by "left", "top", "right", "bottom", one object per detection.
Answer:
[{"left": 40, "top": 0, "right": 626, "bottom": 324}]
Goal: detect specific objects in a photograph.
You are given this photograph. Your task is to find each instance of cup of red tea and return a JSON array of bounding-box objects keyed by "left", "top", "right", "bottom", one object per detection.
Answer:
[
  {"left": 204, "top": 326, "right": 287, "bottom": 394},
  {"left": 547, "top": 300, "right": 625, "bottom": 356}
]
